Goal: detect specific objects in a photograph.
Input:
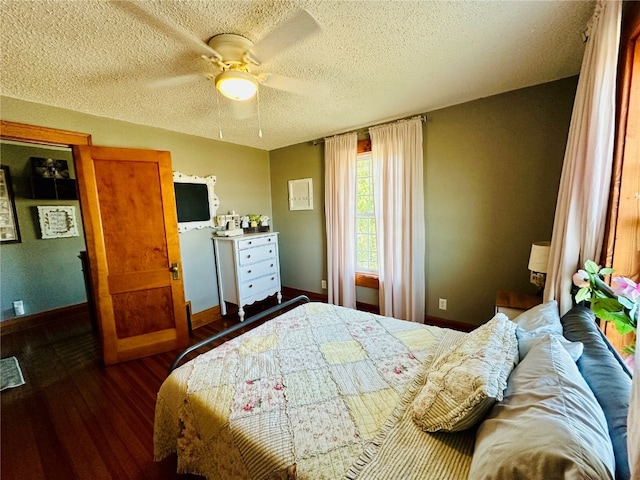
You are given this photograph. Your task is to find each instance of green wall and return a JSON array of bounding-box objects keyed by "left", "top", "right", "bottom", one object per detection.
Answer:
[
  {"left": 0, "top": 142, "right": 87, "bottom": 319},
  {"left": 1, "top": 95, "right": 271, "bottom": 319},
  {"left": 1, "top": 76, "right": 576, "bottom": 326},
  {"left": 270, "top": 77, "right": 577, "bottom": 326},
  {"left": 269, "top": 142, "right": 326, "bottom": 293}
]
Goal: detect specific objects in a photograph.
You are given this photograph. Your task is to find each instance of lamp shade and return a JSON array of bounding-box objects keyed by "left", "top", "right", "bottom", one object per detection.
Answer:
[
  {"left": 215, "top": 70, "right": 258, "bottom": 101},
  {"left": 528, "top": 241, "right": 551, "bottom": 273}
]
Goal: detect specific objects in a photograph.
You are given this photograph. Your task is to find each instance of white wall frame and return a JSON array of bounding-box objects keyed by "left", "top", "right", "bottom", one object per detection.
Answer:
[
  {"left": 288, "top": 178, "right": 313, "bottom": 211},
  {"left": 37, "top": 205, "right": 79, "bottom": 239}
]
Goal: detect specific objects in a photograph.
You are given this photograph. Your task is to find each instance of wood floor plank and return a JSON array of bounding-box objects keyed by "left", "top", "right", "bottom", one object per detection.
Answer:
[{"left": 1, "top": 296, "right": 287, "bottom": 479}]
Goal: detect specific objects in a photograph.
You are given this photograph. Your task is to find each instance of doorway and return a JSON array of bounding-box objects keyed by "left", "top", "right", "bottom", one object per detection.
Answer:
[
  {"left": 0, "top": 121, "right": 189, "bottom": 365},
  {"left": 0, "top": 140, "right": 88, "bottom": 321}
]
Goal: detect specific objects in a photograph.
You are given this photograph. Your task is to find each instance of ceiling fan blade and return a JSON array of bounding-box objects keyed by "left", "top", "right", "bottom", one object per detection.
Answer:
[
  {"left": 110, "top": 0, "right": 222, "bottom": 60},
  {"left": 147, "top": 73, "right": 205, "bottom": 89},
  {"left": 250, "top": 9, "right": 320, "bottom": 64},
  {"left": 258, "top": 73, "right": 326, "bottom": 98}
]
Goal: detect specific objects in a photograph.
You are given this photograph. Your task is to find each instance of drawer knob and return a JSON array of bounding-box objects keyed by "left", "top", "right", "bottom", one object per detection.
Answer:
[
  {"left": 248, "top": 241, "right": 252, "bottom": 245},
  {"left": 271, "top": 277, "right": 274, "bottom": 280},
  {"left": 269, "top": 249, "right": 273, "bottom": 253},
  {"left": 270, "top": 264, "right": 274, "bottom": 268},
  {"left": 268, "top": 238, "right": 271, "bottom": 242},
  {"left": 247, "top": 254, "right": 251, "bottom": 258},
  {"left": 247, "top": 270, "right": 252, "bottom": 274},
  {"left": 249, "top": 284, "right": 253, "bottom": 288}
]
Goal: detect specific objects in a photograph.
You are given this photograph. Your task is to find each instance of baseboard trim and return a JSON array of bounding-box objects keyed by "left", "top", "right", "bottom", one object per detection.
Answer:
[
  {"left": 281, "top": 286, "right": 327, "bottom": 303},
  {"left": 425, "top": 315, "right": 476, "bottom": 332},
  {"left": 0, "top": 302, "right": 90, "bottom": 336},
  {"left": 191, "top": 305, "right": 222, "bottom": 330},
  {"left": 282, "top": 286, "right": 381, "bottom": 314},
  {"left": 275, "top": 287, "right": 475, "bottom": 332}
]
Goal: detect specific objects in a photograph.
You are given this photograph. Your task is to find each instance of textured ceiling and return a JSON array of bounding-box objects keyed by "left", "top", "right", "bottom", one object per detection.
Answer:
[{"left": 0, "top": 0, "right": 594, "bottom": 151}]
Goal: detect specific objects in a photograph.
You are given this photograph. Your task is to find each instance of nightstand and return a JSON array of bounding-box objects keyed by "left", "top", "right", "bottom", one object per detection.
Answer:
[{"left": 495, "top": 290, "right": 542, "bottom": 320}]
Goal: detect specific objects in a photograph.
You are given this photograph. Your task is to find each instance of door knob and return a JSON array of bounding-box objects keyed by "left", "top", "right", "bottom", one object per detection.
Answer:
[{"left": 170, "top": 263, "right": 180, "bottom": 280}]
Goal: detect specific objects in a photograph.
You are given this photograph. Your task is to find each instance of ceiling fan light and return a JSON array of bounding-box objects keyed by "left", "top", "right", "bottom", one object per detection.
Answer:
[{"left": 215, "top": 70, "right": 258, "bottom": 101}]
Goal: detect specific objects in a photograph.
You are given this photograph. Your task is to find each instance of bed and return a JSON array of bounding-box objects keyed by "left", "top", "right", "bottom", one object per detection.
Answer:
[{"left": 154, "top": 297, "right": 632, "bottom": 480}]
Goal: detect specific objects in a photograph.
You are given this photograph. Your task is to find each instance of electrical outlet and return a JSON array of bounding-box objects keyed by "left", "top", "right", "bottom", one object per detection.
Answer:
[
  {"left": 321, "top": 280, "right": 327, "bottom": 290},
  {"left": 438, "top": 298, "right": 447, "bottom": 310}
]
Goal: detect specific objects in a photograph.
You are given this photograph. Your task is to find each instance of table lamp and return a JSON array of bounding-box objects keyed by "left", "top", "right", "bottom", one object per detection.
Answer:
[{"left": 528, "top": 241, "right": 551, "bottom": 294}]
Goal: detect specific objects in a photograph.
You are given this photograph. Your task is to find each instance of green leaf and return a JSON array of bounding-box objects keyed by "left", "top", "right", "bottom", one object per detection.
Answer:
[
  {"left": 592, "top": 297, "right": 623, "bottom": 309},
  {"left": 575, "top": 287, "right": 591, "bottom": 303},
  {"left": 584, "top": 260, "right": 600, "bottom": 274},
  {"left": 610, "top": 316, "right": 635, "bottom": 335},
  {"left": 599, "top": 268, "right": 615, "bottom": 276}
]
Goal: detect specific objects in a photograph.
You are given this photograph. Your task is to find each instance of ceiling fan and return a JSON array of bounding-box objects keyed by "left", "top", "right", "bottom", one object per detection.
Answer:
[{"left": 112, "top": 1, "right": 321, "bottom": 102}]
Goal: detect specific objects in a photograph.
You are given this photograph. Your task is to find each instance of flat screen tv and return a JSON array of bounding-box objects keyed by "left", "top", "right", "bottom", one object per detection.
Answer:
[
  {"left": 172, "top": 172, "right": 219, "bottom": 232},
  {"left": 174, "top": 183, "right": 210, "bottom": 222}
]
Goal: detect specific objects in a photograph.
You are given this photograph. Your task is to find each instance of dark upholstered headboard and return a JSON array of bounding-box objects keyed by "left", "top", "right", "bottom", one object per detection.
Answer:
[{"left": 561, "top": 306, "right": 632, "bottom": 480}]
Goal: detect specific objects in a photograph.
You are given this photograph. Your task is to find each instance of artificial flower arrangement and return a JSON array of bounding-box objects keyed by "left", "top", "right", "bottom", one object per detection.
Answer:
[
  {"left": 248, "top": 214, "right": 261, "bottom": 227},
  {"left": 573, "top": 260, "right": 638, "bottom": 354}
]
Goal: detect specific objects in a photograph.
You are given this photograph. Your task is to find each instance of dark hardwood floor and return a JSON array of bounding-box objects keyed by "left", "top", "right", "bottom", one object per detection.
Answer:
[{"left": 1, "top": 301, "right": 278, "bottom": 480}]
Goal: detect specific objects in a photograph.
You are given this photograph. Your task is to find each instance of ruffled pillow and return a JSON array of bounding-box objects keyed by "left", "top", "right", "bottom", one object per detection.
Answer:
[{"left": 412, "top": 314, "right": 518, "bottom": 432}]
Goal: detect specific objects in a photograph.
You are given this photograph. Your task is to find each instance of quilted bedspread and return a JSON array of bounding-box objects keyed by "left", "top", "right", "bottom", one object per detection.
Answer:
[{"left": 154, "top": 302, "right": 473, "bottom": 479}]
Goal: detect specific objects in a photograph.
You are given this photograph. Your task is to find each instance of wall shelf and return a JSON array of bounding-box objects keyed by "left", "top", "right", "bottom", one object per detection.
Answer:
[{"left": 30, "top": 177, "right": 77, "bottom": 200}]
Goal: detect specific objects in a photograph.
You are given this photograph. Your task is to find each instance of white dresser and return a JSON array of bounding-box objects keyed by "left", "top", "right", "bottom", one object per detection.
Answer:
[{"left": 213, "top": 232, "right": 282, "bottom": 321}]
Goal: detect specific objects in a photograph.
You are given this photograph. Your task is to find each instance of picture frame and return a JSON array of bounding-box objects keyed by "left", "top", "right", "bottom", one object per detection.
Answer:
[
  {"left": 30, "top": 157, "right": 70, "bottom": 179},
  {"left": 288, "top": 178, "right": 314, "bottom": 211},
  {"left": 0, "top": 166, "right": 21, "bottom": 244},
  {"left": 37, "top": 205, "right": 80, "bottom": 239}
]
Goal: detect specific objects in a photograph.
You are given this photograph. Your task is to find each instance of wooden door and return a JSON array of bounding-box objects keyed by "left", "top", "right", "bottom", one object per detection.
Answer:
[{"left": 74, "top": 145, "right": 189, "bottom": 365}]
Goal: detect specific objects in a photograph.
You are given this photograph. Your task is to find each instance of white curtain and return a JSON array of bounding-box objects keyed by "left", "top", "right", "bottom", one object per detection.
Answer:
[
  {"left": 324, "top": 132, "right": 358, "bottom": 308},
  {"left": 543, "top": 0, "right": 622, "bottom": 315},
  {"left": 370, "top": 117, "right": 425, "bottom": 323}
]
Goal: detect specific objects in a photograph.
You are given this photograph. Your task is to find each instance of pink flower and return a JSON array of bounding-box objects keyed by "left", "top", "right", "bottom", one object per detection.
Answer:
[
  {"left": 572, "top": 269, "right": 590, "bottom": 288},
  {"left": 612, "top": 277, "right": 640, "bottom": 302},
  {"left": 408, "top": 353, "right": 416, "bottom": 360},
  {"left": 393, "top": 366, "right": 404, "bottom": 374},
  {"left": 274, "top": 384, "right": 283, "bottom": 391},
  {"left": 243, "top": 404, "right": 252, "bottom": 411},
  {"left": 246, "top": 379, "right": 254, "bottom": 385}
]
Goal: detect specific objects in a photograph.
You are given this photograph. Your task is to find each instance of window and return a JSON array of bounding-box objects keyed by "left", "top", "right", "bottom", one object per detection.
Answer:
[{"left": 355, "top": 152, "right": 378, "bottom": 272}]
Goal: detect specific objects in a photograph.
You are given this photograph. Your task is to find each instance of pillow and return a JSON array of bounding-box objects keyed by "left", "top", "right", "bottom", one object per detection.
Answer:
[
  {"left": 412, "top": 313, "right": 518, "bottom": 432},
  {"left": 468, "top": 335, "right": 615, "bottom": 480},
  {"left": 513, "top": 300, "right": 569, "bottom": 362},
  {"left": 516, "top": 328, "right": 584, "bottom": 361},
  {"left": 513, "top": 300, "right": 562, "bottom": 334}
]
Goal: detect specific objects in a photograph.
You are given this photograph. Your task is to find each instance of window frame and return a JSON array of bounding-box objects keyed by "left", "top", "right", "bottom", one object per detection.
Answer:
[{"left": 354, "top": 139, "right": 379, "bottom": 289}]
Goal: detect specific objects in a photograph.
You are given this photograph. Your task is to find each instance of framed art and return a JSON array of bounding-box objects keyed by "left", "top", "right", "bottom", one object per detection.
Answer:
[
  {"left": 288, "top": 178, "right": 314, "bottom": 211},
  {"left": 30, "top": 157, "right": 70, "bottom": 179},
  {"left": 37, "top": 205, "right": 80, "bottom": 239},
  {"left": 0, "top": 166, "right": 21, "bottom": 243}
]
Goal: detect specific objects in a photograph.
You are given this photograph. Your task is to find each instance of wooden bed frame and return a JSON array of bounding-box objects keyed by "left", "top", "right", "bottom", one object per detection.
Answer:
[{"left": 167, "top": 295, "right": 310, "bottom": 375}]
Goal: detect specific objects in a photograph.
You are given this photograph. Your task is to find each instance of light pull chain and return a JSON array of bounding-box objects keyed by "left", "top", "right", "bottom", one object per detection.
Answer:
[
  {"left": 216, "top": 90, "right": 223, "bottom": 139},
  {"left": 257, "top": 89, "right": 263, "bottom": 138}
]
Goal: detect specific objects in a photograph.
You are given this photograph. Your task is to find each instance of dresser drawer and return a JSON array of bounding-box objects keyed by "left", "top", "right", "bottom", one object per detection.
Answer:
[
  {"left": 239, "top": 273, "right": 279, "bottom": 299},
  {"left": 238, "top": 234, "right": 277, "bottom": 250},
  {"left": 238, "top": 243, "right": 277, "bottom": 266},
  {"left": 239, "top": 259, "right": 278, "bottom": 282}
]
